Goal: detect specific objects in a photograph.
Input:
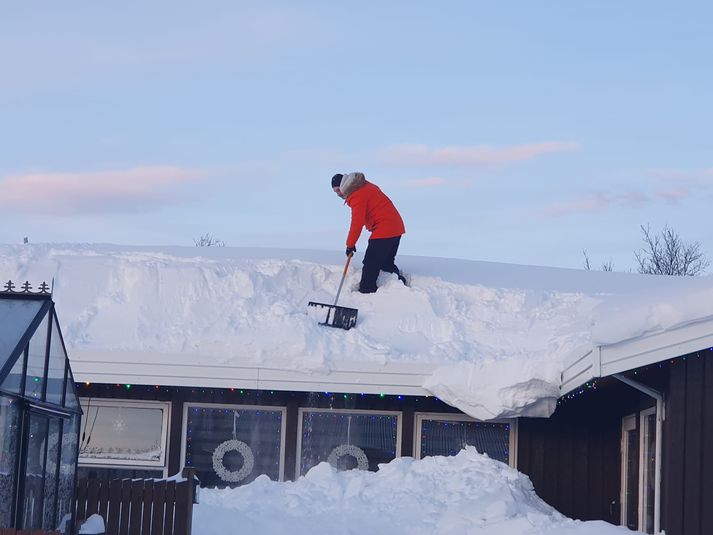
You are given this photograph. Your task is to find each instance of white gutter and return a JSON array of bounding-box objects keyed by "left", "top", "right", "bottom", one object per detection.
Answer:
[{"left": 613, "top": 374, "right": 664, "bottom": 535}]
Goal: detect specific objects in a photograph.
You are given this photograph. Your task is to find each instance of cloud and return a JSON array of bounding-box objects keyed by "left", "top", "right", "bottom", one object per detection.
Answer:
[
  {"left": 542, "top": 190, "right": 651, "bottom": 217},
  {"left": 0, "top": 166, "right": 207, "bottom": 216},
  {"left": 377, "top": 141, "right": 580, "bottom": 168},
  {"left": 655, "top": 188, "right": 689, "bottom": 203},
  {"left": 398, "top": 177, "right": 447, "bottom": 189},
  {"left": 542, "top": 193, "right": 612, "bottom": 217}
]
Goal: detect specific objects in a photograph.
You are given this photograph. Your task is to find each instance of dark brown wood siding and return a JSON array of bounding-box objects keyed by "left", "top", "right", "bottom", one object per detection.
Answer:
[
  {"left": 517, "top": 376, "right": 658, "bottom": 524},
  {"left": 662, "top": 352, "right": 713, "bottom": 535}
]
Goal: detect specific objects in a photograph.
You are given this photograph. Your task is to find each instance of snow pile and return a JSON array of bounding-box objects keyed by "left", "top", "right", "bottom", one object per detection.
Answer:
[
  {"left": 193, "top": 447, "right": 629, "bottom": 535},
  {"left": 2, "top": 243, "right": 710, "bottom": 420}
]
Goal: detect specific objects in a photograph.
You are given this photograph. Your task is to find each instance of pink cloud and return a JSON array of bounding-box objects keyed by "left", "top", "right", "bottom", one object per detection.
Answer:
[
  {"left": 0, "top": 166, "right": 207, "bottom": 216},
  {"left": 655, "top": 188, "right": 689, "bottom": 203},
  {"left": 377, "top": 141, "right": 580, "bottom": 167},
  {"left": 398, "top": 177, "right": 447, "bottom": 189}
]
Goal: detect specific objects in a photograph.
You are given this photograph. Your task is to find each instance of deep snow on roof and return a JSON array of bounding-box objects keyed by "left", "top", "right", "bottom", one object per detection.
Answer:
[{"left": 2, "top": 243, "right": 711, "bottom": 419}]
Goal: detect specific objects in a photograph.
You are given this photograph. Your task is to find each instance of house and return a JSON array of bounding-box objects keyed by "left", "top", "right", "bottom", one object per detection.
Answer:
[
  {"left": 4, "top": 243, "right": 712, "bottom": 535},
  {"left": 0, "top": 281, "right": 82, "bottom": 532}
]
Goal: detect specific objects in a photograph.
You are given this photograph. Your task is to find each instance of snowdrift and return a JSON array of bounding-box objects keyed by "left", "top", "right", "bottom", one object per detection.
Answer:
[{"left": 192, "top": 447, "right": 630, "bottom": 534}]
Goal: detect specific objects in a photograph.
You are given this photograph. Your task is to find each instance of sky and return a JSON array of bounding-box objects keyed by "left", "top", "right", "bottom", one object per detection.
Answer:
[{"left": 1, "top": 1, "right": 712, "bottom": 271}]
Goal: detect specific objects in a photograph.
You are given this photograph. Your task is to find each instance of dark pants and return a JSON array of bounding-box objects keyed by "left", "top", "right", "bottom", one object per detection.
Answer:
[{"left": 359, "top": 236, "right": 406, "bottom": 293}]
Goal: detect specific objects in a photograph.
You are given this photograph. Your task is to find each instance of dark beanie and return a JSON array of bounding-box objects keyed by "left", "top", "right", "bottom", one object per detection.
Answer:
[{"left": 331, "top": 173, "right": 343, "bottom": 188}]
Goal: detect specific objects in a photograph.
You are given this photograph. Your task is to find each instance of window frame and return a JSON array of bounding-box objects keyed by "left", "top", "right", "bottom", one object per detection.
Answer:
[
  {"left": 78, "top": 398, "right": 171, "bottom": 473},
  {"left": 638, "top": 406, "right": 657, "bottom": 534},
  {"left": 413, "top": 412, "right": 518, "bottom": 468},
  {"left": 296, "top": 407, "right": 403, "bottom": 477},
  {"left": 180, "top": 402, "right": 288, "bottom": 482}
]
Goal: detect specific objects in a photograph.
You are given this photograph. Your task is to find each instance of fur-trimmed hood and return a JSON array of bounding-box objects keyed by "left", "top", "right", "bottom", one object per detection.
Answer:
[{"left": 339, "top": 172, "right": 366, "bottom": 198}]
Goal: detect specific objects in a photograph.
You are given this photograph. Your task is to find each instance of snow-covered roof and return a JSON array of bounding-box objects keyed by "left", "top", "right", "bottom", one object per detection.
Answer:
[{"left": 2, "top": 243, "right": 711, "bottom": 420}]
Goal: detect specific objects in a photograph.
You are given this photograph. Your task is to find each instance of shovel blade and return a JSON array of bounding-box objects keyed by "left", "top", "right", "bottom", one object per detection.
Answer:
[{"left": 308, "top": 301, "right": 358, "bottom": 330}]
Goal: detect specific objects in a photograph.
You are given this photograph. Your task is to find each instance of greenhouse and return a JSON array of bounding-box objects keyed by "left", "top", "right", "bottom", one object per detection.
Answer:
[{"left": 0, "top": 282, "right": 81, "bottom": 531}]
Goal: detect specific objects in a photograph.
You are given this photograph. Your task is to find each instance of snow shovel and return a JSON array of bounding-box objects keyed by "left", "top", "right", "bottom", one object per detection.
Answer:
[{"left": 308, "top": 253, "right": 359, "bottom": 330}]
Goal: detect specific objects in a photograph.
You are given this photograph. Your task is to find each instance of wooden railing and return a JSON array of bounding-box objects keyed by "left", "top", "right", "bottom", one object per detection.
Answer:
[{"left": 73, "top": 468, "right": 197, "bottom": 535}]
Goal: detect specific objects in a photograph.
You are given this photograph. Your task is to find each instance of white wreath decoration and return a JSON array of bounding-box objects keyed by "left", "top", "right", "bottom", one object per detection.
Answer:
[
  {"left": 212, "top": 439, "right": 255, "bottom": 483},
  {"left": 327, "top": 444, "right": 369, "bottom": 471}
]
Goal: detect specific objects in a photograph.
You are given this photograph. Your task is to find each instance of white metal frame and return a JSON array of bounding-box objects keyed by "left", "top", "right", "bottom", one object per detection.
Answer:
[
  {"left": 180, "top": 402, "right": 288, "bottom": 482},
  {"left": 78, "top": 397, "right": 171, "bottom": 471},
  {"left": 295, "top": 407, "right": 403, "bottom": 477},
  {"left": 413, "top": 412, "right": 518, "bottom": 468},
  {"left": 638, "top": 406, "right": 657, "bottom": 534},
  {"left": 620, "top": 413, "right": 638, "bottom": 529}
]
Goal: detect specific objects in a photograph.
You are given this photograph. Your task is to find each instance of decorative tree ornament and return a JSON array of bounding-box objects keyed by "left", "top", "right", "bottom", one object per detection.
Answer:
[{"left": 327, "top": 444, "right": 369, "bottom": 471}]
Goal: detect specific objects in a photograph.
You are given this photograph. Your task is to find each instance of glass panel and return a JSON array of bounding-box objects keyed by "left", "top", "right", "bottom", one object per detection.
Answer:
[
  {"left": 625, "top": 428, "right": 640, "bottom": 531},
  {"left": 63, "top": 369, "right": 79, "bottom": 411},
  {"left": 45, "top": 315, "right": 66, "bottom": 406},
  {"left": 185, "top": 405, "right": 283, "bottom": 487},
  {"left": 0, "top": 395, "right": 21, "bottom": 526},
  {"left": 299, "top": 411, "right": 398, "bottom": 476},
  {"left": 642, "top": 412, "right": 656, "bottom": 534},
  {"left": 79, "top": 400, "right": 166, "bottom": 465},
  {"left": 57, "top": 416, "right": 79, "bottom": 532},
  {"left": 24, "top": 312, "right": 49, "bottom": 401},
  {"left": 0, "top": 298, "right": 43, "bottom": 372},
  {"left": 77, "top": 466, "right": 163, "bottom": 480},
  {"left": 0, "top": 349, "right": 24, "bottom": 395},
  {"left": 43, "top": 418, "right": 61, "bottom": 530},
  {"left": 22, "top": 414, "right": 49, "bottom": 530},
  {"left": 420, "top": 419, "right": 510, "bottom": 464}
]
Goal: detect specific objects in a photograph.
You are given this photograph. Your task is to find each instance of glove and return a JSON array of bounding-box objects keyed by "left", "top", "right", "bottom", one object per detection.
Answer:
[{"left": 346, "top": 246, "right": 356, "bottom": 257}]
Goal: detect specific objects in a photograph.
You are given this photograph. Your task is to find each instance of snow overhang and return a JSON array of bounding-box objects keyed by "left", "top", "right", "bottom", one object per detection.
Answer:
[{"left": 561, "top": 314, "right": 713, "bottom": 395}]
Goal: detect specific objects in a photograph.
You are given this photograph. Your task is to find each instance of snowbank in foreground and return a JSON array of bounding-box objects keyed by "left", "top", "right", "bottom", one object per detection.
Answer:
[
  {"left": 1, "top": 243, "right": 709, "bottom": 420},
  {"left": 192, "top": 447, "right": 630, "bottom": 535}
]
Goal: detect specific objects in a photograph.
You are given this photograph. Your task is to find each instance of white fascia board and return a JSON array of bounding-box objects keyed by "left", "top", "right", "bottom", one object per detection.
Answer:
[
  {"left": 561, "top": 316, "right": 713, "bottom": 395},
  {"left": 600, "top": 317, "right": 713, "bottom": 377},
  {"left": 70, "top": 350, "right": 437, "bottom": 396}
]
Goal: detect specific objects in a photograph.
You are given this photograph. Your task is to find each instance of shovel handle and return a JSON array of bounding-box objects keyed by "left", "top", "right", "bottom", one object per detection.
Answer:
[{"left": 333, "top": 253, "right": 353, "bottom": 306}]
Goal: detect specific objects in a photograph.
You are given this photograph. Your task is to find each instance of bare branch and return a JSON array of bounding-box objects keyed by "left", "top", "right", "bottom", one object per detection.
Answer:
[
  {"left": 634, "top": 224, "right": 709, "bottom": 276},
  {"left": 194, "top": 233, "right": 225, "bottom": 247}
]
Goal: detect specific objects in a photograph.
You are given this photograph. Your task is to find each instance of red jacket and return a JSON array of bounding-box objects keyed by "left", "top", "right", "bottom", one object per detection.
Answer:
[{"left": 345, "top": 181, "right": 405, "bottom": 248}]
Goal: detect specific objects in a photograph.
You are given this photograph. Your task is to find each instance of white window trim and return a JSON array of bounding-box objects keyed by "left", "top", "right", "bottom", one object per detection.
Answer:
[
  {"left": 620, "top": 413, "right": 638, "bottom": 528},
  {"left": 638, "top": 406, "right": 657, "bottom": 534},
  {"left": 413, "top": 412, "right": 518, "bottom": 468},
  {"left": 180, "top": 402, "right": 287, "bottom": 482},
  {"left": 78, "top": 398, "right": 171, "bottom": 471},
  {"left": 296, "top": 407, "right": 403, "bottom": 477}
]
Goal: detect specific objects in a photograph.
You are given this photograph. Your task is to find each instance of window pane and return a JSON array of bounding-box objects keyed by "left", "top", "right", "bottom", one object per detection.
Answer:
[
  {"left": 185, "top": 405, "right": 283, "bottom": 488},
  {"left": 57, "top": 416, "right": 79, "bottom": 531},
  {"left": 43, "top": 418, "right": 61, "bottom": 530},
  {"left": 420, "top": 419, "right": 510, "bottom": 464},
  {"left": 63, "top": 370, "right": 79, "bottom": 411},
  {"left": 22, "top": 414, "right": 49, "bottom": 530},
  {"left": 79, "top": 401, "right": 166, "bottom": 466},
  {"left": 0, "top": 299, "right": 42, "bottom": 371},
  {"left": 0, "top": 350, "right": 24, "bottom": 395},
  {"left": 45, "top": 316, "right": 66, "bottom": 406},
  {"left": 24, "top": 312, "right": 49, "bottom": 401},
  {"left": 625, "top": 428, "right": 640, "bottom": 531},
  {"left": 642, "top": 413, "right": 656, "bottom": 534},
  {"left": 0, "top": 395, "right": 21, "bottom": 526},
  {"left": 300, "top": 411, "right": 398, "bottom": 476}
]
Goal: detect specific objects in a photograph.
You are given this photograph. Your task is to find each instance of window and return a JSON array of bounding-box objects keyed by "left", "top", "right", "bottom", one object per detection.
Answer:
[
  {"left": 414, "top": 413, "right": 516, "bottom": 467},
  {"left": 621, "top": 408, "right": 657, "bottom": 534},
  {"left": 78, "top": 399, "right": 170, "bottom": 474},
  {"left": 297, "top": 408, "right": 401, "bottom": 476},
  {"left": 181, "top": 403, "right": 286, "bottom": 488}
]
